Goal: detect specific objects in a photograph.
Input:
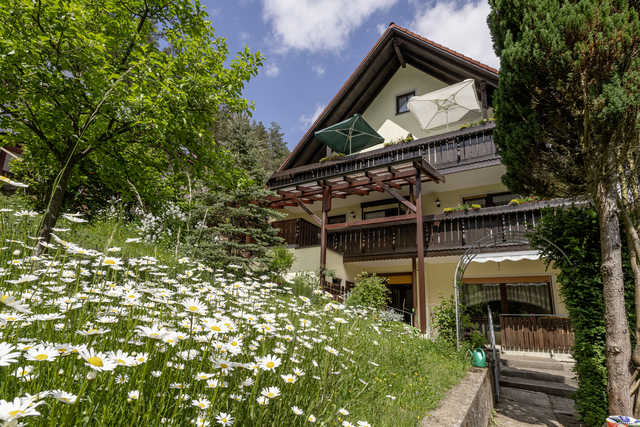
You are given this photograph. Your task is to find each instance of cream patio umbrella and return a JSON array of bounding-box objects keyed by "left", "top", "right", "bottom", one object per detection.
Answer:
[{"left": 407, "top": 79, "right": 481, "bottom": 131}]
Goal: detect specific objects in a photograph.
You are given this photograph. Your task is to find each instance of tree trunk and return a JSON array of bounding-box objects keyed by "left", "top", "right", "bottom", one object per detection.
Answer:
[
  {"left": 37, "top": 163, "right": 74, "bottom": 249},
  {"left": 596, "top": 178, "right": 633, "bottom": 415}
]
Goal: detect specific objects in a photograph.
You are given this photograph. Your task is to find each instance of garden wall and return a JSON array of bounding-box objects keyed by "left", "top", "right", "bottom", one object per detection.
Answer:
[{"left": 421, "top": 367, "right": 494, "bottom": 427}]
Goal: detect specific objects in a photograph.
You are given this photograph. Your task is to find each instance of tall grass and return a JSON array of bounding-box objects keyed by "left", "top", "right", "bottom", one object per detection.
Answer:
[{"left": 0, "top": 195, "right": 468, "bottom": 426}]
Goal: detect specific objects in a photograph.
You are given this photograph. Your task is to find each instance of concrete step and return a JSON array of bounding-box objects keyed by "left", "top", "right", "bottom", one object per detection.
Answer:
[
  {"left": 500, "top": 366, "right": 568, "bottom": 384},
  {"left": 501, "top": 355, "right": 571, "bottom": 372},
  {"left": 500, "top": 374, "right": 577, "bottom": 398}
]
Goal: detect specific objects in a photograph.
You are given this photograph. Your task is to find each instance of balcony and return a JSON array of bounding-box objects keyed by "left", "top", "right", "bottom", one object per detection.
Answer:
[
  {"left": 273, "top": 200, "right": 567, "bottom": 261},
  {"left": 267, "top": 123, "right": 497, "bottom": 191}
]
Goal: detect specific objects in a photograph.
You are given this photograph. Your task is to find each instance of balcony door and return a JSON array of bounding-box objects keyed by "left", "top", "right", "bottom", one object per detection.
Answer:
[{"left": 379, "top": 273, "right": 413, "bottom": 324}]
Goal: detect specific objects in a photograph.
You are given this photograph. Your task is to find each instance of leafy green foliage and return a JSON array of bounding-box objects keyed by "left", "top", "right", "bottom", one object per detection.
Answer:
[
  {"left": 531, "top": 206, "right": 636, "bottom": 425},
  {"left": 184, "top": 181, "right": 284, "bottom": 270},
  {"left": 346, "top": 273, "right": 390, "bottom": 310},
  {"left": 431, "top": 297, "right": 461, "bottom": 346},
  {"left": 265, "top": 246, "right": 295, "bottom": 279},
  {"left": 488, "top": 0, "right": 640, "bottom": 198},
  {"left": 0, "top": 0, "right": 262, "bottom": 232},
  {"left": 211, "top": 111, "right": 290, "bottom": 185}
]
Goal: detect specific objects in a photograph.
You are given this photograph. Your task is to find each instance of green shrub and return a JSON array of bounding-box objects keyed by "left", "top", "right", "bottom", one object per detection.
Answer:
[
  {"left": 346, "top": 273, "right": 390, "bottom": 310},
  {"left": 266, "top": 246, "right": 294, "bottom": 278},
  {"left": 531, "top": 206, "right": 636, "bottom": 426},
  {"left": 432, "top": 297, "right": 488, "bottom": 349}
]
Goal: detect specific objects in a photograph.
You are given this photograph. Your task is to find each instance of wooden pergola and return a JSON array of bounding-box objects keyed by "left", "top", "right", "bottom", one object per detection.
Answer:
[{"left": 266, "top": 153, "right": 444, "bottom": 334}]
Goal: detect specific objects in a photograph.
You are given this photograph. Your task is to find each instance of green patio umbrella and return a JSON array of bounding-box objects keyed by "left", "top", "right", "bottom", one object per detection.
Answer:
[{"left": 314, "top": 114, "right": 384, "bottom": 155}]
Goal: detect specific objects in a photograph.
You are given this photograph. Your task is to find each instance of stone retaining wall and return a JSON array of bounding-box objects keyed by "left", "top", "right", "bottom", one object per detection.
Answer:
[{"left": 420, "top": 367, "right": 494, "bottom": 427}]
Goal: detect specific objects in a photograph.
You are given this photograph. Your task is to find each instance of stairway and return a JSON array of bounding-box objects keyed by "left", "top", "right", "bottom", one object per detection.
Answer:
[{"left": 499, "top": 354, "right": 577, "bottom": 398}]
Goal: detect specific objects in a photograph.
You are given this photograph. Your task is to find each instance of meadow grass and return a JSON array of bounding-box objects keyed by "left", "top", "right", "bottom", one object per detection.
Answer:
[{"left": 0, "top": 195, "right": 469, "bottom": 426}]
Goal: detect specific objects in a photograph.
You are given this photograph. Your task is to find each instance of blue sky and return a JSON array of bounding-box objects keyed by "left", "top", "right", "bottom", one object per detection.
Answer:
[{"left": 201, "top": 0, "right": 497, "bottom": 150}]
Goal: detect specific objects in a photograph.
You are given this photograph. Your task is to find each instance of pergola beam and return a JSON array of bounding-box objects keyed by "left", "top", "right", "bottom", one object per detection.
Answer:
[{"left": 294, "top": 198, "right": 322, "bottom": 226}]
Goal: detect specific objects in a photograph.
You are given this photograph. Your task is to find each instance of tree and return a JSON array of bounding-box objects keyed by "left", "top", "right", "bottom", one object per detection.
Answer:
[
  {"left": 488, "top": 0, "right": 640, "bottom": 414},
  {"left": 181, "top": 113, "right": 289, "bottom": 270},
  {"left": 211, "top": 111, "right": 289, "bottom": 184},
  {"left": 0, "top": 0, "right": 262, "bottom": 243}
]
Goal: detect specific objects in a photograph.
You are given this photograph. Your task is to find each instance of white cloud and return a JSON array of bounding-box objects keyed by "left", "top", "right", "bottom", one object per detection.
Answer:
[
  {"left": 264, "top": 62, "right": 280, "bottom": 77},
  {"left": 312, "top": 65, "right": 325, "bottom": 77},
  {"left": 262, "top": 0, "right": 398, "bottom": 53},
  {"left": 376, "top": 23, "right": 387, "bottom": 35},
  {"left": 299, "top": 104, "right": 326, "bottom": 128},
  {"left": 410, "top": 1, "right": 499, "bottom": 69}
]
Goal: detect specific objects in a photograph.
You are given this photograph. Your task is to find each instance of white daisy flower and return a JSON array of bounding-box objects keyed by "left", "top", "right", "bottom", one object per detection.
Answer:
[
  {"left": 25, "top": 344, "right": 58, "bottom": 362},
  {"left": 0, "top": 343, "right": 20, "bottom": 366}
]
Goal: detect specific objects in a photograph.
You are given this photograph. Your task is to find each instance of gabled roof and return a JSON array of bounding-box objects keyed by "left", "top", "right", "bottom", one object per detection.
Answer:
[{"left": 278, "top": 23, "right": 499, "bottom": 171}]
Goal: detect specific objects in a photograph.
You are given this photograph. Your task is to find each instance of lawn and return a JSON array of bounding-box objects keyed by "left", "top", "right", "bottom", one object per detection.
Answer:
[{"left": 0, "top": 196, "right": 468, "bottom": 426}]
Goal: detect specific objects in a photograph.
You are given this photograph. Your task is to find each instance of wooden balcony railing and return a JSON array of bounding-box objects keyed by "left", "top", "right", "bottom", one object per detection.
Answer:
[
  {"left": 274, "top": 200, "right": 567, "bottom": 259},
  {"left": 271, "top": 218, "right": 320, "bottom": 248},
  {"left": 267, "top": 123, "right": 497, "bottom": 190},
  {"left": 330, "top": 200, "right": 563, "bottom": 260},
  {"left": 500, "top": 315, "right": 574, "bottom": 353}
]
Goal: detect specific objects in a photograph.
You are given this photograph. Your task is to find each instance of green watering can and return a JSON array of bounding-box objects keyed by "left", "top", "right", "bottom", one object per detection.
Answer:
[{"left": 468, "top": 348, "right": 487, "bottom": 368}]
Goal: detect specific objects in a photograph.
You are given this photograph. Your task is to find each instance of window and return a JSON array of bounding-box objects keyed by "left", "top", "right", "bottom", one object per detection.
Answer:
[
  {"left": 363, "top": 207, "right": 399, "bottom": 220},
  {"left": 463, "top": 192, "right": 520, "bottom": 208},
  {"left": 328, "top": 214, "right": 346, "bottom": 225},
  {"left": 361, "top": 198, "right": 408, "bottom": 220},
  {"left": 396, "top": 91, "right": 415, "bottom": 115}
]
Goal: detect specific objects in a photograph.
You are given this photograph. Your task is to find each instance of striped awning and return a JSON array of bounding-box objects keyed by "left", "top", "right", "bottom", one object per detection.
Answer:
[{"left": 470, "top": 250, "right": 541, "bottom": 264}]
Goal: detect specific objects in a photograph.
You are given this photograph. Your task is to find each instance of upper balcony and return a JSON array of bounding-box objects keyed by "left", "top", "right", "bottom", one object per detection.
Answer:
[
  {"left": 266, "top": 123, "right": 498, "bottom": 193},
  {"left": 274, "top": 199, "right": 568, "bottom": 261}
]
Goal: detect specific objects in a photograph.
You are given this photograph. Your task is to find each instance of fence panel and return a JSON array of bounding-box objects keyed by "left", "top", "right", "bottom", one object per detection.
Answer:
[{"left": 500, "top": 315, "right": 574, "bottom": 353}]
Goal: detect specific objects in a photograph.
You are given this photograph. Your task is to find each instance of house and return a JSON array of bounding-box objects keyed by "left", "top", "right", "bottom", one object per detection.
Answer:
[
  {"left": 0, "top": 146, "right": 21, "bottom": 177},
  {"left": 264, "top": 24, "right": 573, "bottom": 352}
]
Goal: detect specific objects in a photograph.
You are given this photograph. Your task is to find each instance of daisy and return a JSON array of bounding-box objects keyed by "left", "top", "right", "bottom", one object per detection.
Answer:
[
  {"left": 342, "top": 422, "right": 355, "bottom": 427},
  {"left": 257, "top": 354, "right": 281, "bottom": 371},
  {"left": 51, "top": 390, "right": 77, "bottom": 404},
  {"left": 308, "top": 414, "right": 317, "bottom": 423},
  {"left": 0, "top": 343, "right": 20, "bottom": 366},
  {"left": 338, "top": 408, "right": 350, "bottom": 416},
  {"left": 281, "top": 374, "right": 297, "bottom": 384},
  {"left": 13, "top": 366, "right": 34, "bottom": 381},
  {"left": 0, "top": 396, "right": 43, "bottom": 421},
  {"left": 194, "top": 372, "right": 214, "bottom": 381},
  {"left": 25, "top": 344, "right": 58, "bottom": 362},
  {"left": 192, "top": 398, "right": 210, "bottom": 410},
  {"left": 109, "top": 350, "right": 134, "bottom": 367},
  {"left": 128, "top": 390, "right": 140, "bottom": 401},
  {"left": 256, "top": 396, "right": 269, "bottom": 406},
  {"left": 291, "top": 406, "right": 303, "bottom": 415},
  {"left": 216, "top": 412, "right": 234, "bottom": 426},
  {"left": 206, "top": 378, "right": 221, "bottom": 389},
  {"left": 182, "top": 298, "right": 207, "bottom": 315},
  {"left": 79, "top": 348, "right": 117, "bottom": 372},
  {"left": 260, "top": 386, "right": 280, "bottom": 399},
  {"left": 357, "top": 422, "right": 371, "bottom": 427}
]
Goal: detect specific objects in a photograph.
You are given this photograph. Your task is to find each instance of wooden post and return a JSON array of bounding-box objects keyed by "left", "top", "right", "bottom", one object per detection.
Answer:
[
  {"left": 320, "top": 186, "right": 331, "bottom": 288},
  {"left": 415, "top": 167, "right": 427, "bottom": 334},
  {"left": 412, "top": 257, "right": 418, "bottom": 327},
  {"left": 479, "top": 80, "right": 488, "bottom": 120},
  {"left": 410, "top": 186, "right": 418, "bottom": 328}
]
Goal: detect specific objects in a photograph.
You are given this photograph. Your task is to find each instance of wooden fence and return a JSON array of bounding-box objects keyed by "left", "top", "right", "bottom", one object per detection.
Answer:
[{"left": 500, "top": 315, "right": 574, "bottom": 353}]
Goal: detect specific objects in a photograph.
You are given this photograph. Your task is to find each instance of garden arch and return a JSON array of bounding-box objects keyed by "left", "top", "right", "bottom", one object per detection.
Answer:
[{"left": 452, "top": 231, "right": 570, "bottom": 349}]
